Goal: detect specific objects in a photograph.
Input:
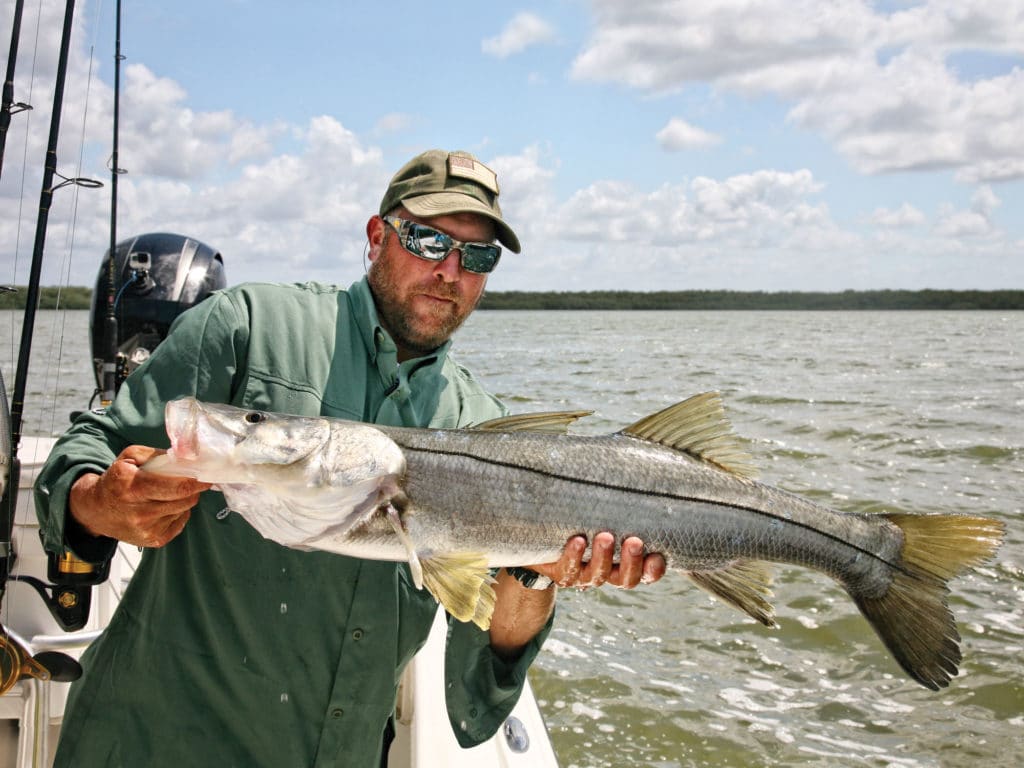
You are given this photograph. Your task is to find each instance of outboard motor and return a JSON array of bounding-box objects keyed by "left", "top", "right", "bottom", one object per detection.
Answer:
[
  {"left": 89, "top": 233, "right": 226, "bottom": 394},
  {"left": 37, "top": 234, "right": 227, "bottom": 630}
]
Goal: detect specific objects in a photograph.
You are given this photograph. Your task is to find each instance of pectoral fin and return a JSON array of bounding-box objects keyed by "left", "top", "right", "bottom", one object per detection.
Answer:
[
  {"left": 420, "top": 553, "right": 497, "bottom": 630},
  {"left": 381, "top": 503, "right": 495, "bottom": 630},
  {"left": 687, "top": 560, "right": 777, "bottom": 627}
]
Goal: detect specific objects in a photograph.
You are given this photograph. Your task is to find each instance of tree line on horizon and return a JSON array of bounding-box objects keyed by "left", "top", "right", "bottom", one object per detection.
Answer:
[
  {"left": 1, "top": 286, "right": 1022, "bottom": 311},
  {"left": 0, "top": 286, "right": 93, "bottom": 310},
  {"left": 479, "top": 288, "right": 1024, "bottom": 310}
]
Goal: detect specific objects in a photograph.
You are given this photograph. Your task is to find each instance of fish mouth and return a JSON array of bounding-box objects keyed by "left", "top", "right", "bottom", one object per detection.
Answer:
[
  {"left": 165, "top": 397, "right": 257, "bottom": 462},
  {"left": 164, "top": 398, "right": 202, "bottom": 460}
]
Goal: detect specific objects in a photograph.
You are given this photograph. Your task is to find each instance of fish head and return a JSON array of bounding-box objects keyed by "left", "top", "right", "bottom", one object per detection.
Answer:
[{"left": 163, "top": 397, "right": 331, "bottom": 473}]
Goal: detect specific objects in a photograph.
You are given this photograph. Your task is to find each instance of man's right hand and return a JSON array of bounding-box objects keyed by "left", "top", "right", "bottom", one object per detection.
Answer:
[{"left": 69, "top": 445, "right": 211, "bottom": 548}]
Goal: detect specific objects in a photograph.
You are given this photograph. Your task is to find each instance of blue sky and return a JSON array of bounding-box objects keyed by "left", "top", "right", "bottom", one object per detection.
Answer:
[{"left": 2, "top": 0, "right": 1023, "bottom": 291}]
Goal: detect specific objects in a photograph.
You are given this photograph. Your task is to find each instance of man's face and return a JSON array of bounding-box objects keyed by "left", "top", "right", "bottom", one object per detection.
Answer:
[{"left": 367, "top": 209, "right": 495, "bottom": 361}]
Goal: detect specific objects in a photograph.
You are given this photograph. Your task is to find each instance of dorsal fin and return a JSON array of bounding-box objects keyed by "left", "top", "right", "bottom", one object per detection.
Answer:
[
  {"left": 474, "top": 410, "right": 593, "bottom": 434},
  {"left": 619, "top": 392, "right": 757, "bottom": 478}
]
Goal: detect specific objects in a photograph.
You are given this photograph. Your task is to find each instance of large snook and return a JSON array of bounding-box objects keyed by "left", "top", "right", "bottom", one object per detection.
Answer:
[{"left": 144, "top": 393, "right": 1004, "bottom": 690}]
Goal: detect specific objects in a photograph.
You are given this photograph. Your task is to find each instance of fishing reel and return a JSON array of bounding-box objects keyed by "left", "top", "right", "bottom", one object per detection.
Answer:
[
  {"left": 0, "top": 625, "right": 82, "bottom": 696},
  {"left": 13, "top": 561, "right": 104, "bottom": 633},
  {"left": 2, "top": 430, "right": 107, "bottom": 632}
]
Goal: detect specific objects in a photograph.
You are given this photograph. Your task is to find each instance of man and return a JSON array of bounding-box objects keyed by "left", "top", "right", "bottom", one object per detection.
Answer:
[{"left": 35, "top": 149, "right": 665, "bottom": 766}]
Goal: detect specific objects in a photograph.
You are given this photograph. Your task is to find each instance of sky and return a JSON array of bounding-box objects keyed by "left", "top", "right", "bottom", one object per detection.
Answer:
[{"left": 1, "top": 0, "right": 1022, "bottom": 292}]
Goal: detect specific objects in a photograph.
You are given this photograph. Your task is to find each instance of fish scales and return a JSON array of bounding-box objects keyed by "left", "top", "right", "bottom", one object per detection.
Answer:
[{"left": 385, "top": 427, "right": 905, "bottom": 595}]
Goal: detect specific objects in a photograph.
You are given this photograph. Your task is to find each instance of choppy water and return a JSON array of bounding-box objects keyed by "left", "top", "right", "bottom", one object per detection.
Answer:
[{"left": 4, "top": 309, "right": 1023, "bottom": 768}]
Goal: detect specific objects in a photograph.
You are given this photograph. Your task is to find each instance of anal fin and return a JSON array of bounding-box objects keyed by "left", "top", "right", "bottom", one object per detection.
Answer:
[{"left": 687, "top": 560, "right": 776, "bottom": 627}]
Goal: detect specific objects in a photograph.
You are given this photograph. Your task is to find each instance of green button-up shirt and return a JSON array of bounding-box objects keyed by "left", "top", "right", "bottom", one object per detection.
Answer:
[{"left": 34, "top": 278, "right": 551, "bottom": 767}]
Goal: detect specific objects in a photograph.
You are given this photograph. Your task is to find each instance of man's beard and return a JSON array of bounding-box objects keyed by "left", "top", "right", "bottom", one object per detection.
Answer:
[{"left": 367, "top": 248, "right": 483, "bottom": 358}]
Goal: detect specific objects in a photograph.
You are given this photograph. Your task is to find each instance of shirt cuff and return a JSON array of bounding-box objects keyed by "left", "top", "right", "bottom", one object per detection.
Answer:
[{"left": 62, "top": 507, "right": 118, "bottom": 564}]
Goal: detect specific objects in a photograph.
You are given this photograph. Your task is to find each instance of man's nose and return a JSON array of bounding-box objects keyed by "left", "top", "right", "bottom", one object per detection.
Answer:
[{"left": 432, "top": 250, "right": 463, "bottom": 281}]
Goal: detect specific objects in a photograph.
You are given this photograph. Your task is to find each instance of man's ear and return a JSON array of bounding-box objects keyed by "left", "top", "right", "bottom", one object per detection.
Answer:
[{"left": 366, "top": 215, "right": 386, "bottom": 262}]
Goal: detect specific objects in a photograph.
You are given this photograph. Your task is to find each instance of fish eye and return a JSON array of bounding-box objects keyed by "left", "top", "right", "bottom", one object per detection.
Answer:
[{"left": 244, "top": 411, "right": 265, "bottom": 424}]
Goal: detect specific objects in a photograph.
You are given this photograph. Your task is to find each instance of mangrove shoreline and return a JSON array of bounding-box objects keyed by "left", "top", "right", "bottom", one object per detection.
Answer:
[{"left": 2, "top": 286, "right": 1022, "bottom": 311}]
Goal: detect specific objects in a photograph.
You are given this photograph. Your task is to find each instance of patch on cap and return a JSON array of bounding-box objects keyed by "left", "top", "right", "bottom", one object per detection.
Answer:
[{"left": 447, "top": 152, "right": 499, "bottom": 194}]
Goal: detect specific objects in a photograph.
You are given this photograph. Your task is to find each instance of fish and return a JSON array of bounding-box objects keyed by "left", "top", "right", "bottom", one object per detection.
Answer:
[{"left": 143, "top": 392, "right": 1004, "bottom": 690}]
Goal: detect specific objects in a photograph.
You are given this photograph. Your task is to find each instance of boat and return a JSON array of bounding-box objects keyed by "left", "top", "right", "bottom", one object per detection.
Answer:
[{"left": 1, "top": 3, "right": 559, "bottom": 765}]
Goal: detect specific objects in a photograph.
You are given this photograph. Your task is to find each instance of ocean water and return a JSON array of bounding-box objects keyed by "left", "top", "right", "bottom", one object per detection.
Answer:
[
  {"left": 455, "top": 310, "right": 1023, "bottom": 768},
  {"left": 4, "top": 309, "right": 1023, "bottom": 768}
]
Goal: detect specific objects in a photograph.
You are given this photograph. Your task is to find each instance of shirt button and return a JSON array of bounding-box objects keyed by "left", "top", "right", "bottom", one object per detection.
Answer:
[
  {"left": 352, "top": 628, "right": 364, "bottom": 640},
  {"left": 331, "top": 708, "right": 344, "bottom": 719}
]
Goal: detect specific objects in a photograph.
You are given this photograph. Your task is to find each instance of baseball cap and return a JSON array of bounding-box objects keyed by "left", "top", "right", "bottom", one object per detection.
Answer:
[{"left": 379, "top": 149, "right": 521, "bottom": 253}]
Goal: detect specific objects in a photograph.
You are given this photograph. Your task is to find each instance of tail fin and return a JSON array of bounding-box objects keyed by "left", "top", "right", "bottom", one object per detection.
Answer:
[{"left": 853, "top": 513, "right": 1004, "bottom": 690}]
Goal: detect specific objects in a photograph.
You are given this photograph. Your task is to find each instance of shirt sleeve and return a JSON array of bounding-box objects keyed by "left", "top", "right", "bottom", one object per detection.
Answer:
[
  {"left": 33, "top": 291, "right": 247, "bottom": 558},
  {"left": 437, "top": 385, "right": 553, "bottom": 747},
  {"left": 443, "top": 609, "right": 555, "bottom": 747}
]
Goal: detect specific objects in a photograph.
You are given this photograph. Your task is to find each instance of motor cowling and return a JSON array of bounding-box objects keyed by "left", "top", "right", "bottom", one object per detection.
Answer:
[{"left": 89, "top": 232, "right": 226, "bottom": 393}]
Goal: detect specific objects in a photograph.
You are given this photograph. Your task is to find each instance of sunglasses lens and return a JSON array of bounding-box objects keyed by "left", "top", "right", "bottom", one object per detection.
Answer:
[
  {"left": 460, "top": 244, "right": 501, "bottom": 274},
  {"left": 408, "top": 225, "right": 452, "bottom": 259}
]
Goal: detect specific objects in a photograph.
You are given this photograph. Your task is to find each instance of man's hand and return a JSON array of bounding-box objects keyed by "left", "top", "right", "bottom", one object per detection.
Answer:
[
  {"left": 69, "top": 445, "right": 211, "bottom": 548},
  {"left": 530, "top": 532, "right": 667, "bottom": 589},
  {"left": 488, "top": 533, "right": 666, "bottom": 659}
]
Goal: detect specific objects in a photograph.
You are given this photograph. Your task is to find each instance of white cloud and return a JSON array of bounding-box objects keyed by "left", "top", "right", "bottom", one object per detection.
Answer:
[
  {"left": 118, "top": 115, "right": 386, "bottom": 277},
  {"left": 118, "top": 65, "right": 248, "bottom": 179},
  {"left": 970, "top": 184, "right": 1001, "bottom": 216},
  {"left": 226, "top": 121, "right": 284, "bottom": 165},
  {"left": 934, "top": 207, "right": 993, "bottom": 238},
  {"left": 934, "top": 187, "right": 1001, "bottom": 238},
  {"left": 484, "top": 144, "right": 559, "bottom": 255},
  {"left": 571, "top": 0, "right": 877, "bottom": 90},
  {"left": 551, "top": 168, "right": 829, "bottom": 248},
  {"left": 482, "top": 13, "right": 556, "bottom": 58},
  {"left": 884, "top": 2, "right": 1024, "bottom": 53},
  {"left": 493, "top": 166, "right": 862, "bottom": 292},
  {"left": 656, "top": 118, "right": 721, "bottom": 150},
  {"left": 871, "top": 203, "right": 926, "bottom": 229},
  {"left": 570, "top": 0, "right": 1024, "bottom": 182}
]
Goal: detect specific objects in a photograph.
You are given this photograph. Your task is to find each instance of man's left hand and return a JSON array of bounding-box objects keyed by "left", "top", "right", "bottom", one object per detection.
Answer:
[{"left": 531, "top": 532, "right": 666, "bottom": 589}]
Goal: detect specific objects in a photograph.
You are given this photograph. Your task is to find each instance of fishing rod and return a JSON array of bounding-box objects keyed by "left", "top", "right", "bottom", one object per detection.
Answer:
[
  {"left": 32, "top": 0, "right": 126, "bottom": 625},
  {"left": 0, "top": 0, "right": 34, "bottom": 179},
  {"left": 8, "top": 0, "right": 102, "bottom": 457},
  {"left": 101, "top": 0, "right": 124, "bottom": 407},
  {"left": 3, "top": 0, "right": 101, "bottom": 626},
  {"left": 1, "top": 0, "right": 98, "bottom": 697}
]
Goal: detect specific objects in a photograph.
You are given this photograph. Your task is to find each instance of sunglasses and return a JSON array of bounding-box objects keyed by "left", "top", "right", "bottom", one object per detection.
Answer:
[{"left": 383, "top": 216, "right": 502, "bottom": 274}]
